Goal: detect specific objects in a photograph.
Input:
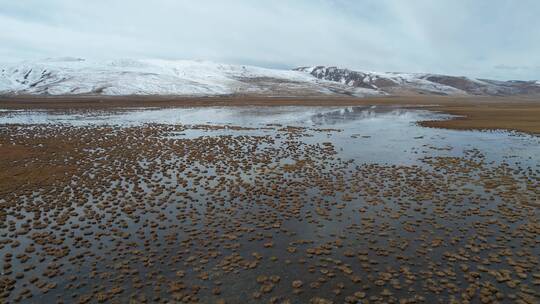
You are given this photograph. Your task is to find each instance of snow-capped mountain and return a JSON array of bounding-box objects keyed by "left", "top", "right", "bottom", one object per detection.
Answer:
[
  {"left": 0, "top": 58, "right": 538, "bottom": 97},
  {"left": 295, "top": 66, "right": 540, "bottom": 97},
  {"left": 0, "top": 58, "right": 379, "bottom": 97}
]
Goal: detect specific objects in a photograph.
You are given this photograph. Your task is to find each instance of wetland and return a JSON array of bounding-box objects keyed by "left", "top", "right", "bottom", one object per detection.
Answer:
[{"left": 0, "top": 104, "right": 539, "bottom": 303}]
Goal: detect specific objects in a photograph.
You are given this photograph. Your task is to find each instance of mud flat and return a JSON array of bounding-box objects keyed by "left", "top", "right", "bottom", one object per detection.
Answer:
[{"left": 0, "top": 106, "right": 539, "bottom": 303}]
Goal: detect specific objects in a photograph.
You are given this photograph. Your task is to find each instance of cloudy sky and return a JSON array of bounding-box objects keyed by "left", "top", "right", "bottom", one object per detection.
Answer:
[{"left": 1, "top": 0, "right": 539, "bottom": 80}]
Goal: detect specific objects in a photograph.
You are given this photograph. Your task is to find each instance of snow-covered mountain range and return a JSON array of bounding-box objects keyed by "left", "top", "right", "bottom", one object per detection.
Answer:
[
  {"left": 1, "top": 58, "right": 539, "bottom": 97},
  {"left": 295, "top": 66, "right": 540, "bottom": 97}
]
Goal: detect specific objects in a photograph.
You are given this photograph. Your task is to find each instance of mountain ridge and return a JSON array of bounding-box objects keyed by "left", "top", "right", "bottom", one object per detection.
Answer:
[
  {"left": 1, "top": 58, "right": 538, "bottom": 97},
  {"left": 294, "top": 66, "right": 540, "bottom": 97}
]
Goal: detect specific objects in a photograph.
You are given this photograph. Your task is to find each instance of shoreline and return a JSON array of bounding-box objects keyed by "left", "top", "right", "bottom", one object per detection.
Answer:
[{"left": 0, "top": 95, "right": 539, "bottom": 135}]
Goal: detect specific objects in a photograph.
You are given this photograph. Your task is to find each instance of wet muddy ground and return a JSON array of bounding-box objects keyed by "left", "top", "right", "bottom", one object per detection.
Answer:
[{"left": 0, "top": 106, "right": 539, "bottom": 303}]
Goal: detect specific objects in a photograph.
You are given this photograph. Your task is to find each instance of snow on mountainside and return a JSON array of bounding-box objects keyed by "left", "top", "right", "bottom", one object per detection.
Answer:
[
  {"left": 294, "top": 66, "right": 540, "bottom": 97},
  {"left": 0, "top": 58, "right": 380, "bottom": 97},
  {"left": 1, "top": 58, "right": 539, "bottom": 97}
]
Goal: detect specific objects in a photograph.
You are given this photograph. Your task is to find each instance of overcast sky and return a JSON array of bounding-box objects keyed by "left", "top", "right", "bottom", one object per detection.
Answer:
[{"left": 1, "top": 0, "right": 539, "bottom": 80}]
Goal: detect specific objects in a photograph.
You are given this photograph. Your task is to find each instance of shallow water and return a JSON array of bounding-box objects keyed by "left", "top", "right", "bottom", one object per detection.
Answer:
[
  {"left": 0, "top": 105, "right": 432, "bottom": 126},
  {"left": 0, "top": 106, "right": 539, "bottom": 303},
  {"left": 1, "top": 106, "right": 539, "bottom": 166}
]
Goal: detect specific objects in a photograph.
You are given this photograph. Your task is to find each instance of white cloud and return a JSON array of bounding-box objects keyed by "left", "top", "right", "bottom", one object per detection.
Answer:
[{"left": 0, "top": 0, "right": 539, "bottom": 80}]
